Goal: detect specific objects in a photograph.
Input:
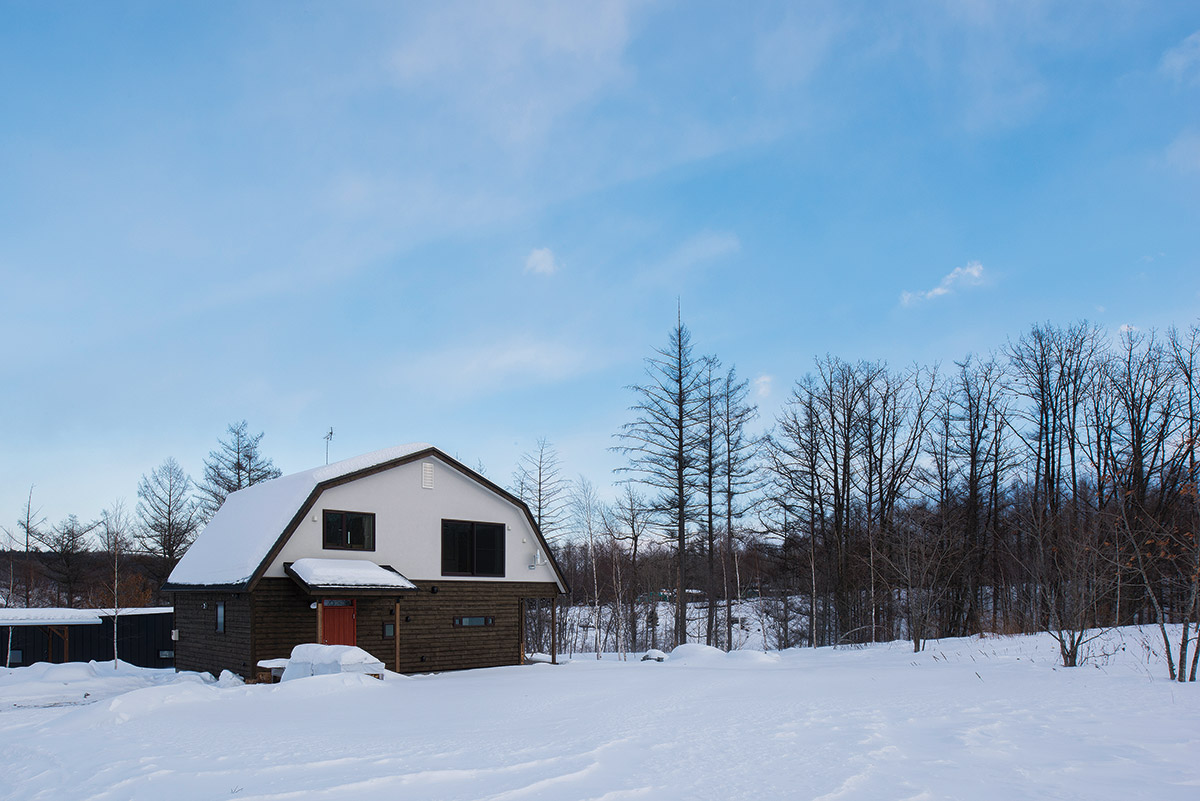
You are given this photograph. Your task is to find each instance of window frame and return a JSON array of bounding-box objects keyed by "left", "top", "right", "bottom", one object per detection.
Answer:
[
  {"left": 440, "top": 519, "right": 506, "bottom": 578},
  {"left": 215, "top": 601, "right": 225, "bottom": 633},
  {"left": 322, "top": 509, "right": 377, "bottom": 552}
]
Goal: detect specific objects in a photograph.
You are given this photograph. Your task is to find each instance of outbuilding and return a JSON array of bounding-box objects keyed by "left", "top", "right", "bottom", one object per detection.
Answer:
[{"left": 163, "top": 444, "right": 566, "bottom": 678}]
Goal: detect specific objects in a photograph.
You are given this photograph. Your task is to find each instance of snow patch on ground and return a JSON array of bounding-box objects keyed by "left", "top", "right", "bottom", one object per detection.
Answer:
[{"left": 2, "top": 627, "right": 1198, "bottom": 800}]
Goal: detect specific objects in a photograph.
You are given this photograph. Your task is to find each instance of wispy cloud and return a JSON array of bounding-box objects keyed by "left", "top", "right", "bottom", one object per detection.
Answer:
[
  {"left": 397, "top": 337, "right": 591, "bottom": 397},
  {"left": 1161, "top": 30, "right": 1200, "bottom": 84},
  {"left": 638, "top": 230, "right": 741, "bottom": 286},
  {"left": 388, "top": 2, "right": 633, "bottom": 145},
  {"left": 900, "top": 261, "right": 987, "bottom": 306},
  {"left": 754, "top": 374, "right": 773, "bottom": 398},
  {"left": 754, "top": 6, "right": 844, "bottom": 89},
  {"left": 1166, "top": 130, "right": 1200, "bottom": 173},
  {"left": 525, "top": 247, "right": 560, "bottom": 276}
]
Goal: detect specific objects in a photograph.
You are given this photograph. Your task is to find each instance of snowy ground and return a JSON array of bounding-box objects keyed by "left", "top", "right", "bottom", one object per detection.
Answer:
[{"left": 3, "top": 628, "right": 1198, "bottom": 800}]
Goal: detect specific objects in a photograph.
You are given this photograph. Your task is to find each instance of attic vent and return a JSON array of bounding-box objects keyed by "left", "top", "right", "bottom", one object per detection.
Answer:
[{"left": 421, "top": 462, "right": 434, "bottom": 490}]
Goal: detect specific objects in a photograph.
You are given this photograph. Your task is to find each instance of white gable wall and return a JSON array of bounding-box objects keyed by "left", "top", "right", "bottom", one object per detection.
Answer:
[{"left": 265, "top": 455, "right": 560, "bottom": 587}]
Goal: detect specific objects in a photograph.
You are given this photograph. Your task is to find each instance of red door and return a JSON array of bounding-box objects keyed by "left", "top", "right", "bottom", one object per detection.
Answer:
[{"left": 321, "top": 600, "right": 356, "bottom": 646}]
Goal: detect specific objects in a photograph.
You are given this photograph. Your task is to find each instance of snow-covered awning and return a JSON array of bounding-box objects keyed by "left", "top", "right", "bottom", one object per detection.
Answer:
[
  {"left": 0, "top": 608, "right": 103, "bottom": 626},
  {"left": 284, "top": 558, "right": 418, "bottom": 595}
]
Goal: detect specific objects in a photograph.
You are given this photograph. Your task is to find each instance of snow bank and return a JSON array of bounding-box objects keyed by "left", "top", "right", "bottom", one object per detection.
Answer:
[
  {"left": 280, "top": 644, "right": 385, "bottom": 681},
  {"left": 3, "top": 627, "right": 1198, "bottom": 801}
]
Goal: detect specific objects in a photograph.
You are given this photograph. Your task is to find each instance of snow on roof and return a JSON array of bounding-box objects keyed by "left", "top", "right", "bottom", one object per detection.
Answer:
[
  {"left": 289, "top": 558, "right": 416, "bottom": 590},
  {"left": 167, "top": 443, "right": 432, "bottom": 587},
  {"left": 93, "top": 607, "right": 174, "bottom": 617},
  {"left": 0, "top": 608, "right": 103, "bottom": 626}
]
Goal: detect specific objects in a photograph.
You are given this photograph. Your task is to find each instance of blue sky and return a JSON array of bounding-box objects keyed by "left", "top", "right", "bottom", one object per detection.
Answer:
[{"left": 2, "top": 1, "right": 1199, "bottom": 528}]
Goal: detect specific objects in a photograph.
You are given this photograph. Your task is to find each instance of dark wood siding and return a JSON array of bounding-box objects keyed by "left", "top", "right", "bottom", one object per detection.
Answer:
[
  {"left": 249, "top": 578, "right": 316, "bottom": 667},
  {"left": 250, "top": 579, "right": 401, "bottom": 672},
  {"left": 173, "top": 592, "right": 252, "bottom": 677},
  {"left": 395, "top": 580, "right": 557, "bottom": 673},
  {"left": 175, "top": 578, "right": 558, "bottom": 678}
]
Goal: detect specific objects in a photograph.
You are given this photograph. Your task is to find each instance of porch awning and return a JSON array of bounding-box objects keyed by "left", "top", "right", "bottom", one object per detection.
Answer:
[{"left": 284, "top": 558, "right": 418, "bottom": 595}]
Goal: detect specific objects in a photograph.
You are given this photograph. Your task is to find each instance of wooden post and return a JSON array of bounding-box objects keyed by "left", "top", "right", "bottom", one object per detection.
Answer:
[
  {"left": 394, "top": 601, "right": 400, "bottom": 674},
  {"left": 518, "top": 599, "right": 526, "bottom": 665},
  {"left": 550, "top": 598, "right": 558, "bottom": 665}
]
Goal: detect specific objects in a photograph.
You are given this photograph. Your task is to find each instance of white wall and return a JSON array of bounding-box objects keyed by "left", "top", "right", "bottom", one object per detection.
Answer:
[{"left": 265, "top": 456, "right": 561, "bottom": 588}]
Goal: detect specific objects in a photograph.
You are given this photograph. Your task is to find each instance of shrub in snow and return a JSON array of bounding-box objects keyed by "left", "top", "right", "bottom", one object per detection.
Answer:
[
  {"left": 280, "top": 644, "right": 385, "bottom": 682},
  {"left": 641, "top": 649, "right": 667, "bottom": 662}
]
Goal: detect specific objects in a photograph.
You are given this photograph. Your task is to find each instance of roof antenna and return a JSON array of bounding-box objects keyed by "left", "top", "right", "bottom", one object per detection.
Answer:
[{"left": 324, "top": 427, "right": 334, "bottom": 464}]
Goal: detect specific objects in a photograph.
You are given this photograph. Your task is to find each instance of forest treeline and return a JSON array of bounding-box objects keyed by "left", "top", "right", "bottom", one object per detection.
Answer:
[{"left": 522, "top": 319, "right": 1200, "bottom": 681}]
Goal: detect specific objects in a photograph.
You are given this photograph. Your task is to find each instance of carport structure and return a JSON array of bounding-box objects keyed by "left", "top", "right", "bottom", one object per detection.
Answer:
[{"left": 1, "top": 608, "right": 102, "bottom": 666}]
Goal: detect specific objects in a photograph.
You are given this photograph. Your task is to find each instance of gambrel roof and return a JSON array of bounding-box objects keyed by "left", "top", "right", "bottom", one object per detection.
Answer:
[{"left": 163, "top": 443, "right": 566, "bottom": 592}]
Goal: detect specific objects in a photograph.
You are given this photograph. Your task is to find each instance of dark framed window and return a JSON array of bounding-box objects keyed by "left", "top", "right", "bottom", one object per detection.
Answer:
[
  {"left": 383, "top": 622, "right": 395, "bottom": 638},
  {"left": 216, "top": 601, "right": 225, "bottom": 633},
  {"left": 441, "top": 519, "right": 505, "bottom": 577},
  {"left": 323, "top": 510, "right": 376, "bottom": 551},
  {"left": 453, "top": 616, "right": 494, "bottom": 627}
]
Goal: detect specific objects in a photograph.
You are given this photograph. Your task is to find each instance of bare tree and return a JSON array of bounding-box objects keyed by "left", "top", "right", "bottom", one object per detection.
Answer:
[
  {"left": 35, "top": 515, "right": 99, "bottom": 607},
  {"left": 717, "top": 366, "right": 760, "bottom": 649},
  {"left": 572, "top": 477, "right": 604, "bottom": 659},
  {"left": 882, "top": 504, "right": 963, "bottom": 652},
  {"left": 15, "top": 486, "right": 46, "bottom": 607},
  {"left": 99, "top": 500, "right": 133, "bottom": 668},
  {"left": 615, "top": 315, "right": 705, "bottom": 646},
  {"left": 511, "top": 438, "right": 573, "bottom": 541},
  {"left": 137, "top": 457, "right": 202, "bottom": 585},
  {"left": 1169, "top": 323, "right": 1200, "bottom": 681},
  {"left": 604, "top": 484, "right": 651, "bottom": 651}
]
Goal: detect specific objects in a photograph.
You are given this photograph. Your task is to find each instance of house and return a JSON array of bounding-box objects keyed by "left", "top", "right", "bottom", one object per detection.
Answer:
[{"left": 163, "top": 444, "right": 566, "bottom": 678}]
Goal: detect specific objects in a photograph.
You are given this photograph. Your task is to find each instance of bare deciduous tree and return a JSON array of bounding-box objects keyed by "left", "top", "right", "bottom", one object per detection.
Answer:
[{"left": 137, "top": 457, "right": 202, "bottom": 585}]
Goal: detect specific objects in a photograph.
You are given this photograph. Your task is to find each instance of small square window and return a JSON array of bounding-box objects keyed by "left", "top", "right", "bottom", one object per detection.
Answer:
[
  {"left": 323, "top": 510, "right": 376, "bottom": 551},
  {"left": 216, "top": 601, "right": 225, "bottom": 633},
  {"left": 383, "top": 622, "right": 395, "bottom": 638},
  {"left": 7, "top": 649, "right": 21, "bottom": 664}
]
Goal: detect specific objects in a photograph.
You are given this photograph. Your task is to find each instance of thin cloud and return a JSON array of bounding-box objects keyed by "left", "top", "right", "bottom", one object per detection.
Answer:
[
  {"left": 754, "top": 374, "right": 773, "bottom": 398},
  {"left": 1166, "top": 131, "right": 1200, "bottom": 173},
  {"left": 900, "top": 261, "right": 987, "bottom": 306},
  {"left": 638, "top": 230, "right": 741, "bottom": 286},
  {"left": 525, "top": 247, "right": 559, "bottom": 276},
  {"left": 1161, "top": 30, "right": 1200, "bottom": 84},
  {"left": 398, "top": 337, "right": 591, "bottom": 398}
]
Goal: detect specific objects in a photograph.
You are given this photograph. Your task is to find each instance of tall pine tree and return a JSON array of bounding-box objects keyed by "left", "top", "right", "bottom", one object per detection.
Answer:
[{"left": 198, "top": 421, "right": 282, "bottom": 519}]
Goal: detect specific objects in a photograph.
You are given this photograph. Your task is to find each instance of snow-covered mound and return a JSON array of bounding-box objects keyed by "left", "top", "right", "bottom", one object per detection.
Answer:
[{"left": 280, "top": 644, "right": 385, "bottom": 681}]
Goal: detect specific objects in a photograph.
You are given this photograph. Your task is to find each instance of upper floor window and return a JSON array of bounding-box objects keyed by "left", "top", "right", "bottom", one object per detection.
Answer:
[
  {"left": 441, "top": 519, "right": 505, "bottom": 577},
  {"left": 323, "top": 510, "right": 376, "bottom": 551}
]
